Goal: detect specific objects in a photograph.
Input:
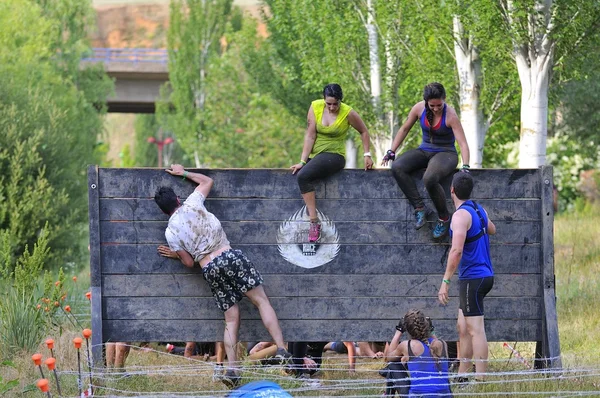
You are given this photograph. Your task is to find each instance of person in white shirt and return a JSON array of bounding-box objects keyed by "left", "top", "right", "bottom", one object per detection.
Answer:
[{"left": 154, "top": 164, "right": 291, "bottom": 388}]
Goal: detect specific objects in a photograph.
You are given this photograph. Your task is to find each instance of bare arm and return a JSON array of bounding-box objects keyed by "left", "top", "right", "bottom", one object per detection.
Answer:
[
  {"left": 343, "top": 342, "right": 356, "bottom": 372},
  {"left": 347, "top": 110, "right": 373, "bottom": 170},
  {"left": 391, "top": 103, "right": 421, "bottom": 152},
  {"left": 291, "top": 106, "right": 317, "bottom": 174},
  {"left": 438, "top": 209, "right": 471, "bottom": 305},
  {"left": 166, "top": 164, "right": 214, "bottom": 198},
  {"left": 384, "top": 336, "right": 407, "bottom": 363},
  {"left": 447, "top": 107, "right": 470, "bottom": 166},
  {"left": 429, "top": 339, "right": 445, "bottom": 358},
  {"left": 484, "top": 208, "right": 496, "bottom": 235},
  {"left": 381, "top": 103, "right": 421, "bottom": 166},
  {"left": 157, "top": 245, "right": 195, "bottom": 268}
]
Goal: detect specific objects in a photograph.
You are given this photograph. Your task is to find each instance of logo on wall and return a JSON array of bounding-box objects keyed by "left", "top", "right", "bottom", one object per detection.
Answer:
[{"left": 276, "top": 206, "right": 340, "bottom": 269}]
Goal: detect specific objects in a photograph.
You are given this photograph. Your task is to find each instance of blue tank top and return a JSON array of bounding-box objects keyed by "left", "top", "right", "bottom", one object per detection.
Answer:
[
  {"left": 418, "top": 103, "right": 456, "bottom": 153},
  {"left": 407, "top": 338, "right": 451, "bottom": 396},
  {"left": 450, "top": 200, "right": 494, "bottom": 279}
]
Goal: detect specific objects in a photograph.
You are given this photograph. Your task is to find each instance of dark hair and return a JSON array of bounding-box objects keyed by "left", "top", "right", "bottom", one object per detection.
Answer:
[
  {"left": 404, "top": 309, "right": 442, "bottom": 369},
  {"left": 323, "top": 84, "right": 343, "bottom": 101},
  {"left": 423, "top": 82, "right": 446, "bottom": 132},
  {"left": 452, "top": 172, "right": 474, "bottom": 200},
  {"left": 403, "top": 309, "right": 431, "bottom": 342},
  {"left": 154, "top": 186, "right": 179, "bottom": 215}
]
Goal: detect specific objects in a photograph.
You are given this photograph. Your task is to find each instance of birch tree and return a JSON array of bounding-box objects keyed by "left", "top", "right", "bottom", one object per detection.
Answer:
[
  {"left": 497, "top": 0, "right": 600, "bottom": 168},
  {"left": 408, "top": 0, "right": 518, "bottom": 168},
  {"left": 258, "top": 0, "right": 437, "bottom": 165}
]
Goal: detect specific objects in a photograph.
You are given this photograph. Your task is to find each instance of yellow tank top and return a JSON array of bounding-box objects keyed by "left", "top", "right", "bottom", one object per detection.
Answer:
[{"left": 310, "top": 99, "right": 353, "bottom": 158}]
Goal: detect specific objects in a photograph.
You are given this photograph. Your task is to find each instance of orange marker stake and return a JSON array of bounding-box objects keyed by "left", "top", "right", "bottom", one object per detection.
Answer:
[
  {"left": 45, "top": 339, "right": 55, "bottom": 358},
  {"left": 36, "top": 378, "right": 52, "bottom": 398},
  {"left": 45, "top": 358, "right": 62, "bottom": 397},
  {"left": 32, "top": 354, "right": 45, "bottom": 379},
  {"left": 73, "top": 338, "right": 83, "bottom": 397},
  {"left": 61, "top": 306, "right": 83, "bottom": 330},
  {"left": 82, "top": 329, "right": 93, "bottom": 395}
]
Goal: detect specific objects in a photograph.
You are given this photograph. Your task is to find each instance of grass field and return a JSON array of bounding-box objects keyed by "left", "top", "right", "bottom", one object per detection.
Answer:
[{"left": 2, "top": 206, "right": 600, "bottom": 396}]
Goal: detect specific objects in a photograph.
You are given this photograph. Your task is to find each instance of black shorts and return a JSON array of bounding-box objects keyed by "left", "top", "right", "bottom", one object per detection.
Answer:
[
  {"left": 202, "top": 249, "right": 263, "bottom": 312},
  {"left": 459, "top": 276, "right": 494, "bottom": 317}
]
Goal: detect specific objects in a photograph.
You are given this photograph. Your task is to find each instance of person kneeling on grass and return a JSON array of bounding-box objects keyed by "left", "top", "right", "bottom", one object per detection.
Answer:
[
  {"left": 384, "top": 309, "right": 452, "bottom": 397},
  {"left": 154, "top": 164, "right": 292, "bottom": 388}
]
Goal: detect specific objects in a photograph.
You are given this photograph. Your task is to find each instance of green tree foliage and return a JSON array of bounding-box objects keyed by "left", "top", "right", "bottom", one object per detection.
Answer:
[
  {"left": 256, "top": 0, "right": 459, "bottom": 161},
  {"left": 162, "top": 0, "right": 234, "bottom": 163},
  {"left": 0, "top": 0, "right": 112, "bottom": 270},
  {"left": 159, "top": 2, "right": 304, "bottom": 167}
]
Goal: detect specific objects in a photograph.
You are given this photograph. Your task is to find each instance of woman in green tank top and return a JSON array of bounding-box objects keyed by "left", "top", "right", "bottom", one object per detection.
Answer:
[{"left": 290, "top": 84, "right": 373, "bottom": 243}]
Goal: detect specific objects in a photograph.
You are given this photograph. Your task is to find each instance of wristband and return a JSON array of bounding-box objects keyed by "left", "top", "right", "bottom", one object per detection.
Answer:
[
  {"left": 300, "top": 160, "right": 307, "bottom": 165},
  {"left": 461, "top": 164, "right": 470, "bottom": 169},
  {"left": 182, "top": 170, "right": 188, "bottom": 180},
  {"left": 363, "top": 152, "right": 372, "bottom": 157},
  {"left": 443, "top": 279, "right": 451, "bottom": 284}
]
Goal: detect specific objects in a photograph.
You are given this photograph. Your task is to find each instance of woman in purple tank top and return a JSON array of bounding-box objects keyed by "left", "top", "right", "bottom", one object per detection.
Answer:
[{"left": 381, "top": 83, "right": 470, "bottom": 240}]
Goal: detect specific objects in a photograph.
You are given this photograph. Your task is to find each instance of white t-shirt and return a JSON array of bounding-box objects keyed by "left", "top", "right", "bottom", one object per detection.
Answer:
[{"left": 165, "top": 190, "right": 230, "bottom": 262}]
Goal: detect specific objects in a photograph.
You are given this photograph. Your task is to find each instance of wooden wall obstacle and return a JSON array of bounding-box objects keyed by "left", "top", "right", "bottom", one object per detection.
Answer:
[{"left": 88, "top": 166, "right": 561, "bottom": 368}]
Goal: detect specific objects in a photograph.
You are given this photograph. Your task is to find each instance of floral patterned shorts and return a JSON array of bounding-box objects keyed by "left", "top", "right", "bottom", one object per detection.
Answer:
[{"left": 202, "top": 249, "right": 263, "bottom": 312}]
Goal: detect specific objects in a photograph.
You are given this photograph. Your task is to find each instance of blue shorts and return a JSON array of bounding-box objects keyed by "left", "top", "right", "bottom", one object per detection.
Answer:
[{"left": 330, "top": 341, "right": 348, "bottom": 354}]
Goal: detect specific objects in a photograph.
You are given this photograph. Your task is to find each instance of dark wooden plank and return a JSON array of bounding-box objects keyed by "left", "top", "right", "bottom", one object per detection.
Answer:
[
  {"left": 100, "top": 198, "right": 411, "bottom": 222},
  {"left": 325, "top": 169, "right": 541, "bottom": 199},
  {"left": 540, "top": 165, "right": 561, "bottom": 368},
  {"left": 100, "top": 243, "right": 541, "bottom": 274},
  {"left": 98, "top": 168, "right": 309, "bottom": 199},
  {"left": 99, "top": 220, "right": 409, "bottom": 244},
  {"left": 98, "top": 169, "right": 541, "bottom": 199},
  {"left": 99, "top": 198, "right": 540, "bottom": 222},
  {"left": 100, "top": 220, "right": 540, "bottom": 245},
  {"left": 87, "top": 165, "right": 104, "bottom": 366},
  {"left": 103, "top": 319, "right": 542, "bottom": 342},
  {"left": 408, "top": 220, "right": 540, "bottom": 244},
  {"left": 104, "top": 296, "right": 541, "bottom": 321},
  {"left": 103, "top": 274, "right": 542, "bottom": 298}
]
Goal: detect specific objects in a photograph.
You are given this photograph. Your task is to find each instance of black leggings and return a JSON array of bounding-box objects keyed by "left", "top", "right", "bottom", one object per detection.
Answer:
[
  {"left": 288, "top": 342, "right": 327, "bottom": 376},
  {"left": 390, "top": 149, "right": 458, "bottom": 219},
  {"left": 296, "top": 152, "right": 345, "bottom": 194}
]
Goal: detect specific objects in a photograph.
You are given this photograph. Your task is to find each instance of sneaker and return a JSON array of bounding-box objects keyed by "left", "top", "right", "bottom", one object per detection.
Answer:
[
  {"left": 432, "top": 218, "right": 450, "bottom": 239},
  {"left": 452, "top": 376, "right": 476, "bottom": 389},
  {"left": 212, "top": 363, "right": 224, "bottom": 382},
  {"left": 221, "top": 369, "right": 241, "bottom": 389},
  {"left": 414, "top": 208, "right": 431, "bottom": 230},
  {"left": 308, "top": 221, "right": 321, "bottom": 243},
  {"left": 273, "top": 347, "right": 292, "bottom": 364}
]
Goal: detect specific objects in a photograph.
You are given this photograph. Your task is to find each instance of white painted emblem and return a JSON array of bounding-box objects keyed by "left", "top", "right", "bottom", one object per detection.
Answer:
[{"left": 276, "top": 206, "right": 340, "bottom": 269}]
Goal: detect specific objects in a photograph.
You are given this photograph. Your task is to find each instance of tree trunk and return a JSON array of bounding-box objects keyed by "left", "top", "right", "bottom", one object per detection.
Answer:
[
  {"left": 365, "top": 0, "right": 388, "bottom": 166},
  {"left": 502, "top": 0, "right": 554, "bottom": 168},
  {"left": 453, "top": 15, "right": 486, "bottom": 168},
  {"left": 345, "top": 139, "right": 358, "bottom": 168},
  {"left": 516, "top": 54, "right": 551, "bottom": 168}
]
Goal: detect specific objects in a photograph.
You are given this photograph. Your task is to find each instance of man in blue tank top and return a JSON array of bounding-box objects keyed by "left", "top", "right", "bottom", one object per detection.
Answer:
[{"left": 438, "top": 172, "right": 496, "bottom": 382}]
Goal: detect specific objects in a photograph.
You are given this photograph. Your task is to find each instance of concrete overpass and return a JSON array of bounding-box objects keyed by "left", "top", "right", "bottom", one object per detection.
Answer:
[{"left": 82, "top": 48, "right": 169, "bottom": 113}]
